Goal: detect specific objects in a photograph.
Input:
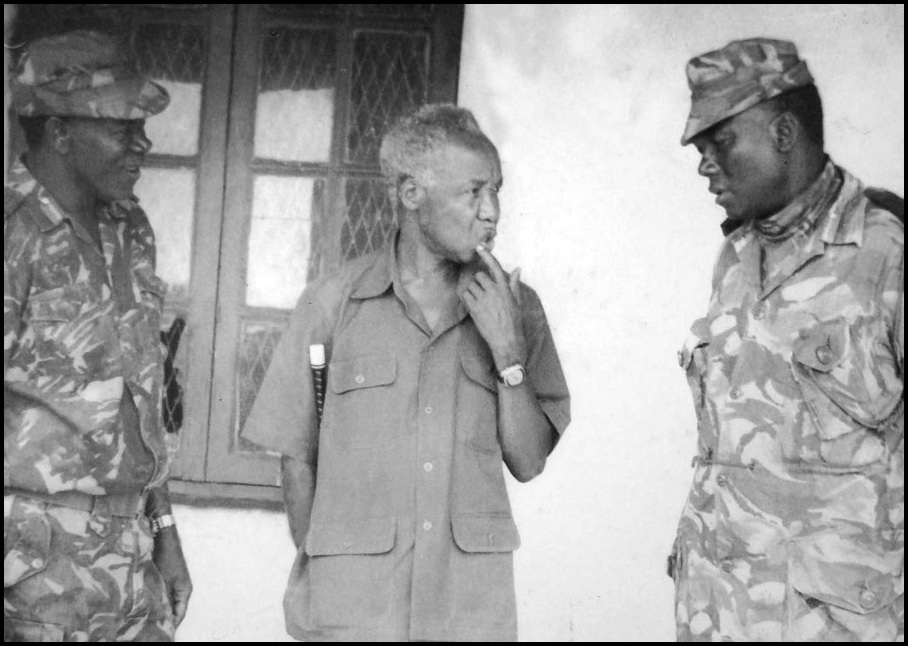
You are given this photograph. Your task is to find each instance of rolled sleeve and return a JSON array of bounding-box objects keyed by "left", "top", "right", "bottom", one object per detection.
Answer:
[
  {"left": 522, "top": 286, "right": 571, "bottom": 437},
  {"left": 240, "top": 286, "right": 331, "bottom": 464}
]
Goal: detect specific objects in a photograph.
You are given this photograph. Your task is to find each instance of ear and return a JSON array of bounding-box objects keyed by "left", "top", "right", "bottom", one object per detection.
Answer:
[
  {"left": 45, "top": 117, "right": 73, "bottom": 154},
  {"left": 769, "top": 111, "right": 800, "bottom": 153},
  {"left": 399, "top": 176, "right": 426, "bottom": 211}
]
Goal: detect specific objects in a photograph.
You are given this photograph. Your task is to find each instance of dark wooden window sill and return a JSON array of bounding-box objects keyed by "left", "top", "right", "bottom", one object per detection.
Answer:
[{"left": 169, "top": 479, "right": 285, "bottom": 511}]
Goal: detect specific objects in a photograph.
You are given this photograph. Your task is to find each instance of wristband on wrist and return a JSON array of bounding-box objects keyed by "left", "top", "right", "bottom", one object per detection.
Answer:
[
  {"left": 150, "top": 513, "right": 176, "bottom": 536},
  {"left": 497, "top": 363, "right": 526, "bottom": 387}
]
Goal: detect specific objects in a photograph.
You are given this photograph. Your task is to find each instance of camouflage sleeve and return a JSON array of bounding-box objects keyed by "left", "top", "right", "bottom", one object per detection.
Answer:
[
  {"left": 894, "top": 254, "right": 904, "bottom": 378},
  {"left": 4, "top": 213, "right": 32, "bottom": 377},
  {"left": 144, "top": 483, "right": 173, "bottom": 518}
]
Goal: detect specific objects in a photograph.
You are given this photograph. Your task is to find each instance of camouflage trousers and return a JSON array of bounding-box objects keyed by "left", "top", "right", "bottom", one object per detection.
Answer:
[{"left": 4, "top": 494, "right": 174, "bottom": 642}]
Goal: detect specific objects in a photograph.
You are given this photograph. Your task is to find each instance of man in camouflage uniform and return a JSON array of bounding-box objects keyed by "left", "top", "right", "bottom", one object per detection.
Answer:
[
  {"left": 4, "top": 31, "right": 192, "bottom": 641},
  {"left": 670, "top": 38, "right": 904, "bottom": 641}
]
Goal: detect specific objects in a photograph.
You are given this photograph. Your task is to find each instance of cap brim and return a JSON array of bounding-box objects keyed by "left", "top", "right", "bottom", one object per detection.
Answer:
[{"left": 14, "top": 77, "right": 170, "bottom": 119}]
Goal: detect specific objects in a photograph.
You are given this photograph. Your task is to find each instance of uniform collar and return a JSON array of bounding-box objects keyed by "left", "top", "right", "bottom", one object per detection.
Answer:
[
  {"left": 726, "top": 160, "right": 868, "bottom": 299},
  {"left": 6, "top": 156, "right": 138, "bottom": 233},
  {"left": 753, "top": 159, "right": 839, "bottom": 243},
  {"left": 348, "top": 231, "right": 473, "bottom": 338},
  {"left": 817, "top": 166, "right": 866, "bottom": 248},
  {"left": 349, "top": 235, "right": 397, "bottom": 299}
]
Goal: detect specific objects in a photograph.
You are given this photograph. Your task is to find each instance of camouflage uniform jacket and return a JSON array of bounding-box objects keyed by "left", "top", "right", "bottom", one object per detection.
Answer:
[
  {"left": 4, "top": 159, "right": 170, "bottom": 496},
  {"left": 674, "top": 161, "right": 904, "bottom": 640}
]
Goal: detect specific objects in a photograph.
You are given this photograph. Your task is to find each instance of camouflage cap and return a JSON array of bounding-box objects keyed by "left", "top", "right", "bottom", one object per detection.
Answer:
[
  {"left": 11, "top": 30, "right": 169, "bottom": 119},
  {"left": 681, "top": 38, "right": 814, "bottom": 145}
]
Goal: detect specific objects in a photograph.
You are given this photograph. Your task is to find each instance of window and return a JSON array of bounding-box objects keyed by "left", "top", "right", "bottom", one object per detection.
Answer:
[{"left": 9, "top": 4, "right": 465, "bottom": 505}]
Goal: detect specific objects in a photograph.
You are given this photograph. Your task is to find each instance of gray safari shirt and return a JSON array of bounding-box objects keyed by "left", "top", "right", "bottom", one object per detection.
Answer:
[{"left": 242, "top": 238, "right": 570, "bottom": 641}]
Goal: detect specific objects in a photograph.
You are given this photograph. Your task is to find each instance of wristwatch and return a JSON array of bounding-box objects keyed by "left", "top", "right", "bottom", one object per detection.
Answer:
[
  {"left": 497, "top": 363, "right": 526, "bottom": 387},
  {"left": 150, "top": 514, "right": 177, "bottom": 536}
]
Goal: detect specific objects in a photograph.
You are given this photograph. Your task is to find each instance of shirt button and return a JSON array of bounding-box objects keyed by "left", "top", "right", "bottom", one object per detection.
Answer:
[
  {"left": 815, "top": 345, "right": 834, "bottom": 365},
  {"left": 423, "top": 462, "right": 433, "bottom": 472},
  {"left": 31, "top": 557, "right": 45, "bottom": 569},
  {"left": 355, "top": 374, "right": 365, "bottom": 384},
  {"left": 424, "top": 406, "right": 433, "bottom": 415},
  {"left": 342, "top": 539, "right": 352, "bottom": 549},
  {"left": 716, "top": 474, "right": 728, "bottom": 488},
  {"left": 859, "top": 589, "right": 877, "bottom": 610},
  {"left": 423, "top": 520, "right": 433, "bottom": 532},
  {"left": 729, "top": 387, "right": 741, "bottom": 400},
  {"left": 720, "top": 559, "right": 735, "bottom": 573},
  {"left": 752, "top": 302, "right": 766, "bottom": 320}
]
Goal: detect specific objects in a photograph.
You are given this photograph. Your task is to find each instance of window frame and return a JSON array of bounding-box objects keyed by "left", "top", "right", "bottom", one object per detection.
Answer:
[{"left": 6, "top": 3, "right": 464, "bottom": 507}]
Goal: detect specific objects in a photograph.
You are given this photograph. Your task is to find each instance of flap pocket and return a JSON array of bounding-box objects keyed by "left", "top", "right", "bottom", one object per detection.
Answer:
[
  {"left": 452, "top": 514, "right": 521, "bottom": 553},
  {"left": 28, "top": 284, "right": 93, "bottom": 323},
  {"left": 790, "top": 531, "right": 902, "bottom": 615},
  {"left": 305, "top": 518, "right": 396, "bottom": 556},
  {"left": 4, "top": 617, "right": 65, "bottom": 641},
  {"left": 460, "top": 353, "right": 498, "bottom": 393},
  {"left": 4, "top": 499, "right": 51, "bottom": 588},
  {"left": 330, "top": 353, "right": 396, "bottom": 394},
  {"left": 792, "top": 321, "right": 848, "bottom": 373}
]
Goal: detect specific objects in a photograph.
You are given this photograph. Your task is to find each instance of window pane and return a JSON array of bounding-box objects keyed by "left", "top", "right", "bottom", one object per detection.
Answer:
[
  {"left": 236, "top": 320, "right": 286, "bottom": 453},
  {"left": 133, "top": 23, "right": 205, "bottom": 156},
  {"left": 246, "top": 175, "right": 323, "bottom": 309},
  {"left": 134, "top": 168, "right": 196, "bottom": 301},
  {"left": 255, "top": 29, "right": 336, "bottom": 162},
  {"left": 341, "top": 178, "right": 397, "bottom": 260},
  {"left": 348, "top": 31, "right": 429, "bottom": 164}
]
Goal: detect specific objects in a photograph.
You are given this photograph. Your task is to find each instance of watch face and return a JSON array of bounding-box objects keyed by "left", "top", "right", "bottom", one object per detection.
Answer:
[{"left": 504, "top": 367, "right": 525, "bottom": 387}]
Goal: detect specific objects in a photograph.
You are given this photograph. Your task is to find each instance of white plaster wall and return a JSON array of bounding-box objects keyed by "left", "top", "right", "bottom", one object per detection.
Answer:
[
  {"left": 4, "top": 4, "right": 903, "bottom": 643},
  {"left": 452, "top": 4, "right": 904, "bottom": 642}
]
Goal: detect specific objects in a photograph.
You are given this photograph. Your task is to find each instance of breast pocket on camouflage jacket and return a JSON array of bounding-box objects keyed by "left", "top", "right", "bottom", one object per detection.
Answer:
[
  {"left": 791, "top": 320, "right": 901, "bottom": 467},
  {"left": 27, "top": 284, "right": 119, "bottom": 378}
]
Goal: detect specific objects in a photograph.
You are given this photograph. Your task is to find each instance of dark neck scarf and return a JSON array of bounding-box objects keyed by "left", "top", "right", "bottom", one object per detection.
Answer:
[{"left": 754, "top": 159, "right": 841, "bottom": 244}]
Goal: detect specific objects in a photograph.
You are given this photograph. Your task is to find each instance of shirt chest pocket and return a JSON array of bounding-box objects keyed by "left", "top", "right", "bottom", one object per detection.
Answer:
[
  {"left": 326, "top": 353, "right": 401, "bottom": 448},
  {"left": 27, "top": 284, "right": 118, "bottom": 378},
  {"left": 791, "top": 321, "right": 900, "bottom": 467}
]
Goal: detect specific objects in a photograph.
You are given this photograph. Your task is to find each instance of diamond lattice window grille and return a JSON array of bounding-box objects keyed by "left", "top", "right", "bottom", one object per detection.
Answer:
[
  {"left": 356, "top": 5, "right": 434, "bottom": 18},
  {"left": 347, "top": 31, "right": 429, "bottom": 165},
  {"left": 264, "top": 4, "right": 339, "bottom": 19},
  {"left": 260, "top": 28, "right": 336, "bottom": 93},
  {"left": 341, "top": 179, "right": 397, "bottom": 260},
  {"left": 235, "top": 321, "right": 287, "bottom": 450},
  {"left": 133, "top": 22, "right": 205, "bottom": 84}
]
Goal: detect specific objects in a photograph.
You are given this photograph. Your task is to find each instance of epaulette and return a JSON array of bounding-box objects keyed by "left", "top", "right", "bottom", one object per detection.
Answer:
[{"left": 864, "top": 187, "right": 904, "bottom": 222}]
